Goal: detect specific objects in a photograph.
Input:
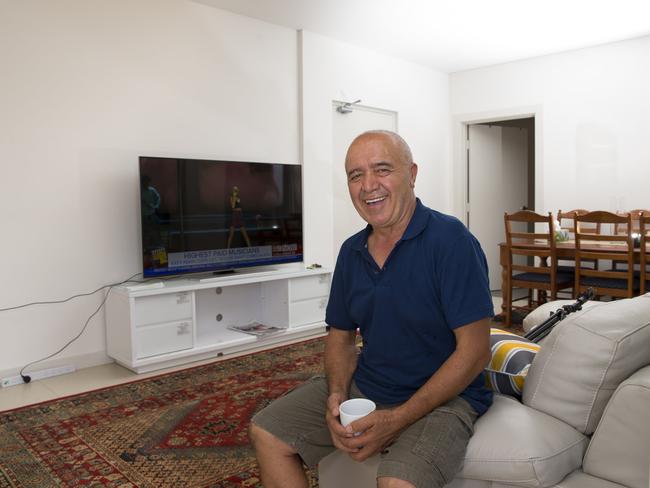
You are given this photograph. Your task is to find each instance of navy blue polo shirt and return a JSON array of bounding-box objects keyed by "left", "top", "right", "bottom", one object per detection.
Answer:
[{"left": 326, "top": 199, "right": 494, "bottom": 415}]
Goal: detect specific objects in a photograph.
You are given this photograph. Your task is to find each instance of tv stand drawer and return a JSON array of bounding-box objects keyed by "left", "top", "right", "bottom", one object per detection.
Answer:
[
  {"left": 290, "top": 275, "right": 331, "bottom": 301},
  {"left": 135, "top": 320, "right": 194, "bottom": 359},
  {"left": 289, "top": 297, "right": 327, "bottom": 327},
  {"left": 134, "top": 292, "right": 193, "bottom": 327}
]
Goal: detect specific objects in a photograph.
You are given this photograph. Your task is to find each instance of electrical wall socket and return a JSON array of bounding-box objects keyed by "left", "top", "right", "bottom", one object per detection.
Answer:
[{"left": 1, "top": 364, "right": 76, "bottom": 388}]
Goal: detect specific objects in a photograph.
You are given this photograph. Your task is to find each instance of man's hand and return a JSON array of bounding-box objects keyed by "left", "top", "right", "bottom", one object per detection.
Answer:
[
  {"left": 325, "top": 392, "right": 360, "bottom": 453},
  {"left": 337, "top": 408, "right": 404, "bottom": 462}
]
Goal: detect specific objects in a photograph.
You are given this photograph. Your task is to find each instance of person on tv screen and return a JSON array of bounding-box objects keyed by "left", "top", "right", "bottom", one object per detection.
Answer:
[
  {"left": 140, "top": 175, "right": 162, "bottom": 251},
  {"left": 249, "top": 130, "right": 494, "bottom": 487},
  {"left": 227, "top": 185, "right": 251, "bottom": 248}
]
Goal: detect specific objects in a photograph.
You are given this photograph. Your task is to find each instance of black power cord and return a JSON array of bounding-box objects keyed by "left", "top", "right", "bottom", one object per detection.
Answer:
[{"left": 0, "top": 272, "right": 169, "bottom": 384}]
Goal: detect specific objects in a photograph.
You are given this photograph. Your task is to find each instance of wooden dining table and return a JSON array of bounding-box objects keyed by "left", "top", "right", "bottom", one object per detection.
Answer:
[{"left": 497, "top": 240, "right": 642, "bottom": 318}]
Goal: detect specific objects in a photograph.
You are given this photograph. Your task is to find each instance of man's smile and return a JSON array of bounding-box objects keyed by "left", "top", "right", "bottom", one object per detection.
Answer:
[{"left": 364, "top": 196, "right": 387, "bottom": 206}]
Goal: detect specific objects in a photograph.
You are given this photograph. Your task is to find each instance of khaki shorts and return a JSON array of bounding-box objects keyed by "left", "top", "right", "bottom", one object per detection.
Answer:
[{"left": 251, "top": 375, "right": 478, "bottom": 488}]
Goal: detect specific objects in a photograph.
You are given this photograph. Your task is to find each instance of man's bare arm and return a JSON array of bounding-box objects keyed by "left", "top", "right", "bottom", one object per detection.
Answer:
[
  {"left": 343, "top": 317, "right": 491, "bottom": 460},
  {"left": 324, "top": 326, "right": 360, "bottom": 452},
  {"left": 324, "top": 327, "right": 358, "bottom": 397}
]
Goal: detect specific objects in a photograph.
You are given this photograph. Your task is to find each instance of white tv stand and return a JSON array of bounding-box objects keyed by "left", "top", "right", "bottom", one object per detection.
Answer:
[{"left": 106, "top": 267, "right": 331, "bottom": 373}]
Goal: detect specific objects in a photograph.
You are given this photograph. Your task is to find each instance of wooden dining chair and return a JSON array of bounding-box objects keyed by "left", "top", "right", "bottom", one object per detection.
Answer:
[
  {"left": 613, "top": 209, "right": 650, "bottom": 271},
  {"left": 558, "top": 209, "right": 601, "bottom": 235},
  {"left": 615, "top": 209, "right": 649, "bottom": 235},
  {"left": 574, "top": 211, "right": 638, "bottom": 299},
  {"left": 640, "top": 213, "right": 650, "bottom": 295},
  {"left": 556, "top": 209, "right": 599, "bottom": 273},
  {"left": 503, "top": 210, "right": 574, "bottom": 327}
]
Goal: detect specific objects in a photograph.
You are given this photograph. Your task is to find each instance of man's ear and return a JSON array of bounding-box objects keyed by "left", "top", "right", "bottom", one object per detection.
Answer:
[{"left": 410, "top": 163, "right": 418, "bottom": 188}]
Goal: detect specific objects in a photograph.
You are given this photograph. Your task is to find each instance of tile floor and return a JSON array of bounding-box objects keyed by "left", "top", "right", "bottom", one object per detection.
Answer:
[
  {"left": 0, "top": 295, "right": 503, "bottom": 413},
  {"left": 0, "top": 335, "right": 315, "bottom": 413}
]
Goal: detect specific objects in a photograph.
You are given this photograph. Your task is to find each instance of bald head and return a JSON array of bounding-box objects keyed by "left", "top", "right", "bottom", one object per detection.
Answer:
[{"left": 346, "top": 130, "right": 413, "bottom": 168}]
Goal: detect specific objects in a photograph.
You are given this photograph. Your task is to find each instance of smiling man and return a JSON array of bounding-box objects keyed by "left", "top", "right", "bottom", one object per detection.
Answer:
[{"left": 250, "top": 130, "right": 494, "bottom": 488}]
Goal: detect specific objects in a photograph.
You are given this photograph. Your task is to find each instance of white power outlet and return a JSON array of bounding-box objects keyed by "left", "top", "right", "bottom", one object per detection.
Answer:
[
  {"left": 1, "top": 376, "right": 23, "bottom": 388},
  {"left": 1, "top": 364, "right": 76, "bottom": 388}
]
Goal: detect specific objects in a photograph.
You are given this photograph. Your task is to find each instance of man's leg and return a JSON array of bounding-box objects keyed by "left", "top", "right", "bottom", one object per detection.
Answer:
[
  {"left": 249, "top": 422, "right": 309, "bottom": 488},
  {"left": 377, "top": 477, "right": 416, "bottom": 488},
  {"left": 376, "top": 397, "right": 478, "bottom": 488},
  {"left": 250, "top": 376, "right": 335, "bottom": 486}
]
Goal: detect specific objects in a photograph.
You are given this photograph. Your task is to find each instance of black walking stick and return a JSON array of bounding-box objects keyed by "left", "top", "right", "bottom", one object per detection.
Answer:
[{"left": 524, "top": 288, "right": 595, "bottom": 343}]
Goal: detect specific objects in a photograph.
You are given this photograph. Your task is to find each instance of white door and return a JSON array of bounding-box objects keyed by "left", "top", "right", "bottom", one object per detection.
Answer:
[
  {"left": 331, "top": 103, "right": 397, "bottom": 257},
  {"left": 468, "top": 124, "right": 528, "bottom": 291}
]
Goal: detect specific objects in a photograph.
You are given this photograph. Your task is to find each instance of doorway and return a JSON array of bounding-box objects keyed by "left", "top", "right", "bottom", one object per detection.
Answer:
[
  {"left": 331, "top": 102, "right": 397, "bottom": 257},
  {"left": 466, "top": 117, "right": 535, "bottom": 291}
]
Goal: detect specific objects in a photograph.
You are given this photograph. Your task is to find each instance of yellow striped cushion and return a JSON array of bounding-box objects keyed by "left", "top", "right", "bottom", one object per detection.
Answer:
[{"left": 485, "top": 328, "right": 541, "bottom": 399}]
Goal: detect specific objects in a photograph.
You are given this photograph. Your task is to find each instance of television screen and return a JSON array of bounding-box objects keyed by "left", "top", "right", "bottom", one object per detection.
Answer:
[{"left": 139, "top": 157, "right": 303, "bottom": 278}]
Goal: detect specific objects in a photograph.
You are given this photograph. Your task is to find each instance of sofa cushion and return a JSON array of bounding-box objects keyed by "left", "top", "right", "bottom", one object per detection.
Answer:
[
  {"left": 523, "top": 295, "right": 650, "bottom": 435},
  {"left": 486, "top": 328, "right": 540, "bottom": 399},
  {"left": 522, "top": 300, "right": 603, "bottom": 333},
  {"left": 553, "top": 470, "right": 627, "bottom": 488},
  {"left": 582, "top": 365, "right": 650, "bottom": 488},
  {"left": 458, "top": 394, "right": 588, "bottom": 488}
]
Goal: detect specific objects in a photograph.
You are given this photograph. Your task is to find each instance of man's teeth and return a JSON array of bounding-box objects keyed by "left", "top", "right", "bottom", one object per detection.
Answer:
[{"left": 365, "top": 196, "right": 386, "bottom": 204}]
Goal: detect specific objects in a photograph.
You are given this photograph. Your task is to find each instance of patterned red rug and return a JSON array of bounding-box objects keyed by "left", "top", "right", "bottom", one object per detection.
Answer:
[{"left": 0, "top": 338, "right": 325, "bottom": 487}]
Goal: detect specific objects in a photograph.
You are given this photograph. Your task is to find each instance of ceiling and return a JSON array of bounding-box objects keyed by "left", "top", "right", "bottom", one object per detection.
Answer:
[{"left": 194, "top": 0, "right": 650, "bottom": 72}]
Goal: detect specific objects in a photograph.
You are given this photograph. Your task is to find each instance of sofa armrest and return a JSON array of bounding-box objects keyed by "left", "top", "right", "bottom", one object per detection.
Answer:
[{"left": 582, "top": 365, "right": 650, "bottom": 488}]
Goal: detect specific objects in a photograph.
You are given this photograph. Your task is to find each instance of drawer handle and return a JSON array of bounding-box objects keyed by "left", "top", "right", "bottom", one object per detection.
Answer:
[{"left": 177, "top": 322, "right": 191, "bottom": 335}]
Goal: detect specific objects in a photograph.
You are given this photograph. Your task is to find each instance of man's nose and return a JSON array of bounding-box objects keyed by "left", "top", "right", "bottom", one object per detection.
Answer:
[{"left": 360, "top": 172, "right": 379, "bottom": 192}]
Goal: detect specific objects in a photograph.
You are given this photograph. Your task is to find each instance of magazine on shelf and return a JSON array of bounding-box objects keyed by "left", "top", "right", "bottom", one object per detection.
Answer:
[{"left": 228, "top": 321, "right": 285, "bottom": 337}]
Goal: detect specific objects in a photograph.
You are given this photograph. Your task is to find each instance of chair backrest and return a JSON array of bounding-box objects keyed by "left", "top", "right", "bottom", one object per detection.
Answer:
[
  {"left": 574, "top": 211, "right": 636, "bottom": 297},
  {"left": 615, "top": 209, "right": 649, "bottom": 235},
  {"left": 557, "top": 209, "right": 600, "bottom": 236},
  {"left": 640, "top": 213, "right": 650, "bottom": 295},
  {"left": 504, "top": 210, "right": 558, "bottom": 281}
]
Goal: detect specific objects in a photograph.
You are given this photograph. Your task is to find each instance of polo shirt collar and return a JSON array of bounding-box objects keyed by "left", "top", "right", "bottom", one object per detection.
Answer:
[{"left": 350, "top": 198, "right": 428, "bottom": 251}]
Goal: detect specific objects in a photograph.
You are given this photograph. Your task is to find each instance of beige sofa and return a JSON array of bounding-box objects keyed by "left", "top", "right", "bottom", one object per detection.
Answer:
[{"left": 319, "top": 295, "right": 650, "bottom": 488}]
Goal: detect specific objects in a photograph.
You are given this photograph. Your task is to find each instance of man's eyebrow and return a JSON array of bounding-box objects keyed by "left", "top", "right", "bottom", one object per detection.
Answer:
[
  {"left": 346, "top": 160, "right": 394, "bottom": 176},
  {"left": 371, "top": 161, "right": 394, "bottom": 169}
]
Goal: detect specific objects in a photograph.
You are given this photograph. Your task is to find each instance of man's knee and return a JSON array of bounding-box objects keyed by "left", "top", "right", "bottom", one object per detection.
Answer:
[
  {"left": 377, "top": 477, "right": 416, "bottom": 488},
  {"left": 249, "top": 421, "right": 295, "bottom": 456}
]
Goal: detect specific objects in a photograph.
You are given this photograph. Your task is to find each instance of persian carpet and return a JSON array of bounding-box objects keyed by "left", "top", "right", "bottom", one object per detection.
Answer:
[{"left": 0, "top": 338, "right": 325, "bottom": 487}]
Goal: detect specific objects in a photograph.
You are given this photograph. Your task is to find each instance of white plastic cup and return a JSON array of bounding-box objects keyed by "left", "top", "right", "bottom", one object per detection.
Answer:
[{"left": 339, "top": 398, "right": 376, "bottom": 429}]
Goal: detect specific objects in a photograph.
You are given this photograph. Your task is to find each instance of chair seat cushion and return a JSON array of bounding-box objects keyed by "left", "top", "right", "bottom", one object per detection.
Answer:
[
  {"left": 579, "top": 275, "right": 639, "bottom": 290},
  {"left": 557, "top": 265, "right": 595, "bottom": 274},
  {"left": 458, "top": 394, "right": 588, "bottom": 487},
  {"left": 604, "top": 268, "right": 648, "bottom": 278},
  {"left": 513, "top": 271, "right": 573, "bottom": 284},
  {"left": 556, "top": 265, "right": 577, "bottom": 274}
]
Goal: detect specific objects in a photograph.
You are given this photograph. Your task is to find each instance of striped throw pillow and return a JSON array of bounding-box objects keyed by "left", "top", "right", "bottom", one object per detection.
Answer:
[{"left": 485, "top": 328, "right": 541, "bottom": 400}]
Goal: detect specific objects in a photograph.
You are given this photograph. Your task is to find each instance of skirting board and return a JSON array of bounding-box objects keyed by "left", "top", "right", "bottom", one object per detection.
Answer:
[{"left": 0, "top": 350, "right": 112, "bottom": 382}]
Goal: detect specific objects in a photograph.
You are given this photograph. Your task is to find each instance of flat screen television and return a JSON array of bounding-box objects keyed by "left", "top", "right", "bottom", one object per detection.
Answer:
[{"left": 139, "top": 157, "right": 303, "bottom": 278}]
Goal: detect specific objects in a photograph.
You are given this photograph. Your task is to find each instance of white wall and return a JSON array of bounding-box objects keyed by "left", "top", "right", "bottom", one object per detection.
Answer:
[
  {"left": 0, "top": 0, "right": 299, "bottom": 374},
  {"left": 301, "top": 31, "right": 450, "bottom": 267},
  {"left": 0, "top": 1, "right": 449, "bottom": 376},
  {"left": 450, "top": 36, "right": 650, "bottom": 216}
]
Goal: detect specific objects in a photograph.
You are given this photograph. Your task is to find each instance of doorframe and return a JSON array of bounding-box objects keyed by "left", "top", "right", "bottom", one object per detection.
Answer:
[
  {"left": 330, "top": 100, "right": 398, "bottom": 261},
  {"left": 451, "top": 106, "right": 544, "bottom": 226}
]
